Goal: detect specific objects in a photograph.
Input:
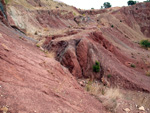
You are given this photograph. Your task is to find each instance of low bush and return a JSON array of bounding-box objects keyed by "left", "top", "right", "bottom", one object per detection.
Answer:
[
  {"left": 107, "top": 74, "right": 112, "bottom": 78},
  {"left": 145, "top": 71, "right": 150, "bottom": 77},
  {"left": 93, "top": 61, "right": 100, "bottom": 73},
  {"left": 130, "top": 64, "right": 136, "bottom": 68},
  {"left": 140, "top": 40, "right": 150, "bottom": 49},
  {"left": 36, "top": 44, "right": 40, "bottom": 48}
]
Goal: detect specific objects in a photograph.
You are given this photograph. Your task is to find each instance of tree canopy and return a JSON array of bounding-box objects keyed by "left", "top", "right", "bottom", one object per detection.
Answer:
[
  {"left": 103, "top": 2, "right": 111, "bottom": 8},
  {"left": 127, "top": 0, "right": 137, "bottom": 5}
]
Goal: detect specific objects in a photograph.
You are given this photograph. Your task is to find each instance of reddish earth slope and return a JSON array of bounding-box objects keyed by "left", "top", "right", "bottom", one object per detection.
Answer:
[
  {"left": 42, "top": 2, "right": 150, "bottom": 92},
  {"left": 0, "top": 0, "right": 150, "bottom": 112},
  {"left": 4, "top": 0, "right": 150, "bottom": 91},
  {"left": 112, "top": 3, "right": 150, "bottom": 37},
  {"left": 0, "top": 22, "right": 105, "bottom": 112}
]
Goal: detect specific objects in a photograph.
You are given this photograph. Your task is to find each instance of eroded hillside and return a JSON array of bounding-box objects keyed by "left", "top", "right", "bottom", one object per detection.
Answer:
[{"left": 0, "top": 0, "right": 150, "bottom": 112}]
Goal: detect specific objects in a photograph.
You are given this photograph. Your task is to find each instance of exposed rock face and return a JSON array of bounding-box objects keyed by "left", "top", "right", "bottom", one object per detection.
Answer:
[
  {"left": 44, "top": 29, "right": 150, "bottom": 92},
  {"left": 0, "top": 0, "right": 8, "bottom": 25},
  {"left": 43, "top": 31, "right": 105, "bottom": 80},
  {"left": 0, "top": 1, "right": 150, "bottom": 112},
  {"left": 5, "top": 0, "right": 79, "bottom": 39},
  {"left": 0, "top": 21, "right": 105, "bottom": 113},
  {"left": 112, "top": 2, "right": 150, "bottom": 37}
]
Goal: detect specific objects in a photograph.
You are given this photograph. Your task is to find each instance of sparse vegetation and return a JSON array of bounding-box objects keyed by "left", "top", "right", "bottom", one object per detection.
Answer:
[
  {"left": 83, "top": 79, "right": 122, "bottom": 112},
  {"left": 93, "top": 61, "right": 100, "bottom": 73},
  {"left": 82, "top": 14, "right": 86, "bottom": 16},
  {"left": 140, "top": 40, "right": 150, "bottom": 49},
  {"left": 36, "top": 44, "right": 40, "bottom": 48},
  {"left": 107, "top": 74, "right": 112, "bottom": 78},
  {"left": 127, "top": 0, "right": 137, "bottom": 5},
  {"left": 130, "top": 64, "right": 136, "bottom": 68},
  {"left": 103, "top": 2, "right": 112, "bottom": 8},
  {"left": 73, "top": 12, "right": 76, "bottom": 16},
  {"left": 86, "top": 80, "right": 92, "bottom": 91},
  {"left": 102, "top": 88, "right": 122, "bottom": 112},
  {"left": 45, "top": 51, "right": 56, "bottom": 59},
  {"left": 5, "top": 0, "right": 9, "bottom": 4},
  {"left": 145, "top": 71, "right": 150, "bottom": 76},
  {"left": 144, "top": 0, "right": 150, "bottom": 2}
]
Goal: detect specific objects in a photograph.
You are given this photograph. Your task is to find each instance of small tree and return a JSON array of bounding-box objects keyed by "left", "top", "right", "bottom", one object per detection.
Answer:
[
  {"left": 144, "top": 0, "right": 150, "bottom": 2},
  {"left": 127, "top": 0, "right": 137, "bottom": 5},
  {"left": 93, "top": 61, "right": 100, "bottom": 73},
  {"left": 140, "top": 40, "right": 150, "bottom": 49},
  {"left": 103, "top": 2, "right": 111, "bottom": 8}
]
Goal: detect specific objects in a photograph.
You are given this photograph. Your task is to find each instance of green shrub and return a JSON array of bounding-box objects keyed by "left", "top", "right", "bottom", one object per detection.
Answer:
[
  {"left": 130, "top": 64, "right": 136, "bottom": 68},
  {"left": 36, "top": 44, "right": 40, "bottom": 48},
  {"left": 127, "top": 0, "right": 137, "bottom": 5},
  {"left": 107, "top": 74, "right": 112, "bottom": 78},
  {"left": 144, "top": 0, "right": 150, "bottom": 2},
  {"left": 146, "top": 71, "right": 150, "bottom": 77},
  {"left": 93, "top": 61, "right": 100, "bottom": 73},
  {"left": 5, "top": 0, "right": 9, "bottom": 4},
  {"left": 140, "top": 40, "right": 150, "bottom": 48},
  {"left": 86, "top": 80, "right": 92, "bottom": 91},
  {"left": 111, "top": 25, "right": 114, "bottom": 28},
  {"left": 82, "top": 14, "right": 86, "bottom": 16},
  {"left": 73, "top": 12, "right": 76, "bottom": 16}
]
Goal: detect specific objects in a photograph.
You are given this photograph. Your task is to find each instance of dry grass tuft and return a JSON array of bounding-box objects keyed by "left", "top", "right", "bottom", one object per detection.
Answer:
[
  {"left": 102, "top": 88, "right": 122, "bottom": 112},
  {"left": 145, "top": 70, "right": 150, "bottom": 76},
  {"left": 45, "top": 51, "right": 56, "bottom": 59},
  {"left": 83, "top": 79, "right": 122, "bottom": 112}
]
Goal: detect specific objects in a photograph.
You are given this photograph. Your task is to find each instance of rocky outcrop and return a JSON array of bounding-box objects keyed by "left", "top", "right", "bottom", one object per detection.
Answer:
[
  {"left": 0, "top": 0, "right": 8, "bottom": 25},
  {"left": 0, "top": 0, "right": 150, "bottom": 112},
  {"left": 44, "top": 27, "right": 150, "bottom": 92},
  {"left": 0, "top": 21, "right": 106, "bottom": 113}
]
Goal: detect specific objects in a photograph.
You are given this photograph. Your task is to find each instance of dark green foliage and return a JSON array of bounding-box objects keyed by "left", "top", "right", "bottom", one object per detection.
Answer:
[
  {"left": 107, "top": 74, "right": 112, "bottom": 78},
  {"left": 140, "top": 40, "right": 150, "bottom": 48},
  {"left": 111, "top": 25, "right": 114, "bottom": 28},
  {"left": 5, "top": 0, "right": 9, "bottom": 4},
  {"left": 131, "top": 64, "right": 136, "bottom": 68},
  {"left": 103, "top": 2, "right": 111, "bottom": 8},
  {"left": 93, "top": 61, "right": 100, "bottom": 73},
  {"left": 127, "top": 0, "right": 137, "bottom": 5},
  {"left": 144, "top": 0, "right": 150, "bottom": 2}
]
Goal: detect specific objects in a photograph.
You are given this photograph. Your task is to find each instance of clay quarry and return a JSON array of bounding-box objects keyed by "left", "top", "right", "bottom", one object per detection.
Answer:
[{"left": 0, "top": 0, "right": 150, "bottom": 113}]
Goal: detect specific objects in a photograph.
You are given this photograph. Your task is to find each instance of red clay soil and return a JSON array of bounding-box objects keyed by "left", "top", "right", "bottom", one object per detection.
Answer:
[
  {"left": 112, "top": 2, "right": 150, "bottom": 37},
  {"left": 42, "top": 2, "right": 150, "bottom": 92},
  {"left": 0, "top": 23, "right": 106, "bottom": 112},
  {"left": 1, "top": 1, "right": 150, "bottom": 112},
  {"left": 44, "top": 30, "right": 150, "bottom": 92}
]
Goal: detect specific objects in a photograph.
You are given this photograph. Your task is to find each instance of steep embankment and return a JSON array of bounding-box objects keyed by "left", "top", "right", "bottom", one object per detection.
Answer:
[
  {"left": 5, "top": 0, "right": 150, "bottom": 92},
  {"left": 0, "top": 0, "right": 107, "bottom": 112},
  {"left": 6, "top": 0, "right": 79, "bottom": 40},
  {"left": 42, "top": 2, "right": 150, "bottom": 92},
  {"left": 0, "top": 0, "right": 150, "bottom": 112},
  {"left": 0, "top": 7, "right": 105, "bottom": 113}
]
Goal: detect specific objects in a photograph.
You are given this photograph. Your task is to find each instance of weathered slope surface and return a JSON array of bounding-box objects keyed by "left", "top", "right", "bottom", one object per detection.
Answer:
[
  {"left": 0, "top": 22, "right": 105, "bottom": 112},
  {"left": 43, "top": 29, "right": 150, "bottom": 92},
  {"left": 6, "top": 0, "right": 79, "bottom": 39},
  {"left": 112, "top": 2, "right": 150, "bottom": 37},
  {"left": 43, "top": 2, "right": 150, "bottom": 92}
]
